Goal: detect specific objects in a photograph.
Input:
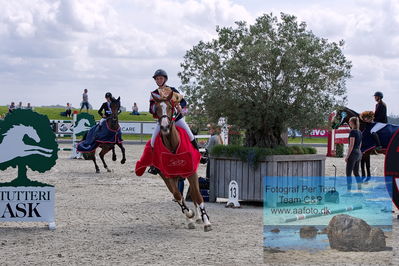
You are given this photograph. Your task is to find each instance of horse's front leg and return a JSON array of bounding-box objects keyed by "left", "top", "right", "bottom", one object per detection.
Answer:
[
  {"left": 99, "top": 147, "right": 111, "bottom": 172},
  {"left": 187, "top": 172, "right": 212, "bottom": 232},
  {"left": 160, "top": 174, "right": 195, "bottom": 228},
  {"left": 116, "top": 142, "right": 126, "bottom": 164},
  {"left": 112, "top": 146, "right": 117, "bottom": 161}
]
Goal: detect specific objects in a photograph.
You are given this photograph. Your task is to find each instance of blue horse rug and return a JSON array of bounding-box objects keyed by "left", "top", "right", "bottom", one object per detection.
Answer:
[
  {"left": 77, "top": 123, "right": 123, "bottom": 153},
  {"left": 361, "top": 123, "right": 399, "bottom": 153}
]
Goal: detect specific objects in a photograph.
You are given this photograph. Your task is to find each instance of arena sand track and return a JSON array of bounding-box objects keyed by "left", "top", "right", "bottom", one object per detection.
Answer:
[{"left": 0, "top": 145, "right": 396, "bottom": 265}]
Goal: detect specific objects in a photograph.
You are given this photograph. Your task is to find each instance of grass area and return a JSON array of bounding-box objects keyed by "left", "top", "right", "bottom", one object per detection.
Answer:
[
  {"left": 0, "top": 106, "right": 154, "bottom": 122},
  {"left": 288, "top": 137, "right": 327, "bottom": 144}
]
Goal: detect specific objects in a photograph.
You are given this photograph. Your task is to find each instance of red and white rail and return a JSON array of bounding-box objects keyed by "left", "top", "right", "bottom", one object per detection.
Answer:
[{"left": 327, "top": 125, "right": 351, "bottom": 157}]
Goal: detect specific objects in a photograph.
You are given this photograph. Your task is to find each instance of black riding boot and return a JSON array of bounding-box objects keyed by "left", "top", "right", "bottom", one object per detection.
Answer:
[
  {"left": 371, "top": 132, "right": 382, "bottom": 151},
  {"left": 191, "top": 139, "right": 199, "bottom": 151}
]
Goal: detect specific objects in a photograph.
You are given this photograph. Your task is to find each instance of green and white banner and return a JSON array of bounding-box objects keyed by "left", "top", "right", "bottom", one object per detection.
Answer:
[{"left": 0, "top": 109, "right": 58, "bottom": 229}]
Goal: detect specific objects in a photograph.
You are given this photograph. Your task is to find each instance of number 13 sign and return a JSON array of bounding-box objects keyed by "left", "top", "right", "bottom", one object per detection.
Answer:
[{"left": 226, "top": 180, "right": 240, "bottom": 208}]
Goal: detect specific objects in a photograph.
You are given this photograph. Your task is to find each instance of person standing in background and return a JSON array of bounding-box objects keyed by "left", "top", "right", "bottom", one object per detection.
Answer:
[
  {"left": 26, "top": 103, "right": 32, "bottom": 110},
  {"left": 345, "top": 117, "right": 363, "bottom": 193},
  {"left": 17, "top": 102, "right": 23, "bottom": 109},
  {"left": 205, "top": 123, "right": 223, "bottom": 178},
  {"left": 8, "top": 102, "right": 15, "bottom": 113},
  {"left": 80, "top": 89, "right": 89, "bottom": 112}
]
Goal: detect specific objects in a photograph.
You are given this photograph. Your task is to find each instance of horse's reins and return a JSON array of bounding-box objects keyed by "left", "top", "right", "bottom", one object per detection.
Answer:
[{"left": 157, "top": 100, "right": 179, "bottom": 126}]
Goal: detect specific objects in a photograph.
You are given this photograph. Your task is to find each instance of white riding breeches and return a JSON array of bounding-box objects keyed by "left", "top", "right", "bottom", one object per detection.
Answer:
[
  {"left": 175, "top": 117, "right": 194, "bottom": 141},
  {"left": 370, "top": 122, "right": 387, "bottom": 133},
  {"left": 151, "top": 123, "right": 161, "bottom": 147}
]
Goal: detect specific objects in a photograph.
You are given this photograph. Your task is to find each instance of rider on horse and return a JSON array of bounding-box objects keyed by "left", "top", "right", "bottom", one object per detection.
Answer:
[
  {"left": 361, "top": 91, "right": 387, "bottom": 151},
  {"left": 148, "top": 69, "right": 199, "bottom": 174},
  {"left": 98, "top": 92, "right": 114, "bottom": 128}
]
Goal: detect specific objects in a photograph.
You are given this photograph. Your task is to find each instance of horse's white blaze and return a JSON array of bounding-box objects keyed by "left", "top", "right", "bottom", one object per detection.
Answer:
[{"left": 160, "top": 102, "right": 169, "bottom": 129}]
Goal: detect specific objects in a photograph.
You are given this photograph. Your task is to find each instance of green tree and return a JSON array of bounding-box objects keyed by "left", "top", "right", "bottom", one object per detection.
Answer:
[
  {"left": 0, "top": 109, "right": 58, "bottom": 186},
  {"left": 179, "top": 13, "right": 351, "bottom": 148}
]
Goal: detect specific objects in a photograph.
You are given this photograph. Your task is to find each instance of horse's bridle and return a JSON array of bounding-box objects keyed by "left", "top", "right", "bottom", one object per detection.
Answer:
[{"left": 156, "top": 100, "right": 175, "bottom": 128}]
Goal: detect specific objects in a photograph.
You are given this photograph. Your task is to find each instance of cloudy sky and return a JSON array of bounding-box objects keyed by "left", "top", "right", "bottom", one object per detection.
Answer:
[{"left": 1, "top": 0, "right": 398, "bottom": 115}]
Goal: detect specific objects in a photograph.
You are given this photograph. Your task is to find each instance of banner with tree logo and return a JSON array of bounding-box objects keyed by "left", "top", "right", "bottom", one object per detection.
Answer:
[{"left": 0, "top": 109, "right": 58, "bottom": 229}]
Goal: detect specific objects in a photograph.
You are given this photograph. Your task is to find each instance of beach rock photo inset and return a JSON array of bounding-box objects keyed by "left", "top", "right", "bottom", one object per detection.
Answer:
[
  {"left": 299, "top": 226, "right": 318, "bottom": 239},
  {"left": 327, "top": 214, "right": 386, "bottom": 251}
]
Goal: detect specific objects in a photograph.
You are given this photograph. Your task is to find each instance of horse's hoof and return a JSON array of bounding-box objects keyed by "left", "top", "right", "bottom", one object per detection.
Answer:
[
  {"left": 196, "top": 219, "right": 202, "bottom": 224},
  {"left": 204, "top": 225, "right": 212, "bottom": 232},
  {"left": 107, "top": 169, "right": 112, "bottom": 173},
  {"left": 188, "top": 222, "right": 196, "bottom": 229},
  {"left": 96, "top": 170, "right": 100, "bottom": 173},
  {"left": 112, "top": 156, "right": 117, "bottom": 161},
  {"left": 121, "top": 159, "right": 126, "bottom": 164},
  {"left": 186, "top": 210, "right": 195, "bottom": 219}
]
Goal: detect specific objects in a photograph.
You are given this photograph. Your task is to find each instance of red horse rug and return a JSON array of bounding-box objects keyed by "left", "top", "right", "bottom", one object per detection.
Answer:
[{"left": 135, "top": 127, "right": 201, "bottom": 178}]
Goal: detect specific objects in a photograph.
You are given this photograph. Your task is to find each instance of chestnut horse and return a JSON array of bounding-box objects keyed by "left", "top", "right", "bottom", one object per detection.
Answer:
[{"left": 151, "top": 91, "right": 212, "bottom": 232}]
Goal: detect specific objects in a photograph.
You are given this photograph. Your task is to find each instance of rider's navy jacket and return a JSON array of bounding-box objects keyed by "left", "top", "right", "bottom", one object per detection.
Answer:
[
  {"left": 98, "top": 102, "right": 112, "bottom": 118},
  {"left": 374, "top": 101, "right": 387, "bottom": 123},
  {"left": 149, "top": 86, "right": 186, "bottom": 122}
]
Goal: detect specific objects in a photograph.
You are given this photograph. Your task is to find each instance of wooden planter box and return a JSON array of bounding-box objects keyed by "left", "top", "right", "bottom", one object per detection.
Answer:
[{"left": 209, "top": 154, "right": 326, "bottom": 204}]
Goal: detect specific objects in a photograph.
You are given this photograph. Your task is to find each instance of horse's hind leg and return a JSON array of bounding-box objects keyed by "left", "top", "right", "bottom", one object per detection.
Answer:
[
  {"left": 99, "top": 147, "right": 111, "bottom": 172},
  {"left": 187, "top": 173, "right": 212, "bottom": 232},
  {"left": 117, "top": 143, "right": 126, "bottom": 164},
  {"left": 112, "top": 147, "right": 117, "bottom": 161}
]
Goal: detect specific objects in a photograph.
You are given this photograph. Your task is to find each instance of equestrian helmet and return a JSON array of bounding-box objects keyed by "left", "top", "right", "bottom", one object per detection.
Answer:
[
  {"left": 374, "top": 91, "right": 383, "bottom": 98},
  {"left": 152, "top": 69, "right": 168, "bottom": 80},
  {"left": 105, "top": 92, "right": 112, "bottom": 98}
]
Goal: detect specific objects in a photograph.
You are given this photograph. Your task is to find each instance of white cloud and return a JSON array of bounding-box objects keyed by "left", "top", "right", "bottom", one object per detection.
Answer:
[{"left": 0, "top": 0, "right": 398, "bottom": 115}]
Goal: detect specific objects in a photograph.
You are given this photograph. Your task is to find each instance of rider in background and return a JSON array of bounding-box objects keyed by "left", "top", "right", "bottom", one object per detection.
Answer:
[
  {"left": 149, "top": 69, "right": 199, "bottom": 150},
  {"left": 98, "top": 92, "right": 113, "bottom": 128},
  {"left": 370, "top": 91, "right": 387, "bottom": 150}
]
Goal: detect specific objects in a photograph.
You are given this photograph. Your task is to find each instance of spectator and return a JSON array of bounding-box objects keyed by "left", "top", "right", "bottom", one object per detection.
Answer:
[
  {"left": 204, "top": 123, "right": 223, "bottom": 178},
  {"left": 131, "top": 102, "right": 140, "bottom": 115},
  {"left": 17, "top": 101, "right": 23, "bottom": 109},
  {"left": 345, "top": 117, "right": 362, "bottom": 194},
  {"left": 80, "top": 89, "right": 89, "bottom": 112},
  {"left": 26, "top": 103, "right": 32, "bottom": 110},
  {"left": 8, "top": 102, "right": 15, "bottom": 113},
  {"left": 66, "top": 103, "right": 72, "bottom": 117}
]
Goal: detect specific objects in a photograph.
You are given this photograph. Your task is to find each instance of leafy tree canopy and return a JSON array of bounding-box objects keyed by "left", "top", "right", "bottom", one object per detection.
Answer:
[{"left": 179, "top": 13, "right": 351, "bottom": 147}]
